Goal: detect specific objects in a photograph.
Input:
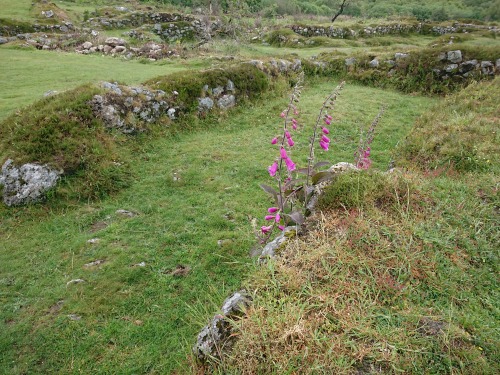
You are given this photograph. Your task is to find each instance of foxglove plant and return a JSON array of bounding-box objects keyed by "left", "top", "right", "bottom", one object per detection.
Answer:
[
  {"left": 258, "top": 76, "right": 346, "bottom": 241},
  {"left": 354, "top": 107, "right": 385, "bottom": 169}
]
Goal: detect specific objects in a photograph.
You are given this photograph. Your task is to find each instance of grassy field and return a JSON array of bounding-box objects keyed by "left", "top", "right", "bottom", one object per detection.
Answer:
[
  {"left": 0, "top": 47, "right": 210, "bottom": 121},
  {"left": 0, "top": 80, "right": 435, "bottom": 373},
  {"left": 0, "top": 1, "right": 498, "bottom": 373}
]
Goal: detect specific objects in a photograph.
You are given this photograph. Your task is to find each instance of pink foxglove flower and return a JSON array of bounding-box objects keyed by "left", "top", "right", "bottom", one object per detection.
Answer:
[
  {"left": 271, "top": 137, "right": 277, "bottom": 145},
  {"left": 287, "top": 138, "right": 295, "bottom": 147},
  {"left": 278, "top": 225, "right": 285, "bottom": 231},
  {"left": 285, "top": 130, "right": 291, "bottom": 139},
  {"left": 265, "top": 215, "right": 275, "bottom": 221},
  {"left": 261, "top": 225, "right": 272, "bottom": 234},
  {"left": 275, "top": 213, "right": 281, "bottom": 223},
  {"left": 280, "top": 111, "right": 286, "bottom": 118},
  {"left": 319, "top": 140, "right": 329, "bottom": 151},
  {"left": 322, "top": 127, "right": 330, "bottom": 135},
  {"left": 324, "top": 118, "right": 332, "bottom": 125},
  {"left": 280, "top": 147, "right": 288, "bottom": 160},
  {"left": 268, "top": 161, "right": 278, "bottom": 177},
  {"left": 268, "top": 207, "right": 278, "bottom": 213},
  {"left": 321, "top": 135, "right": 330, "bottom": 144},
  {"left": 285, "top": 157, "right": 296, "bottom": 171},
  {"left": 292, "top": 124, "right": 298, "bottom": 130}
]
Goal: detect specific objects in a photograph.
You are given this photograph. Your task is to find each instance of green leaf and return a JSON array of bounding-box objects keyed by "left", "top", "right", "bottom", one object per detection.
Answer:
[{"left": 311, "top": 171, "right": 334, "bottom": 185}]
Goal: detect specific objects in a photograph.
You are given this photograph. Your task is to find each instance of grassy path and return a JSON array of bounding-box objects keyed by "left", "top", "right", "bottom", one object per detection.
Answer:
[{"left": 0, "top": 81, "right": 435, "bottom": 373}]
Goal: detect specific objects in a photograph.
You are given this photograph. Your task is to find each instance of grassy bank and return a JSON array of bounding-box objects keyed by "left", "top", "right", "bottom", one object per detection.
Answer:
[{"left": 209, "top": 78, "right": 500, "bottom": 374}]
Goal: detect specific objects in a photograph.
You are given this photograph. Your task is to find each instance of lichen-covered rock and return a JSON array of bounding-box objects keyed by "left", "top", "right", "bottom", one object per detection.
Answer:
[
  {"left": 0, "top": 159, "right": 61, "bottom": 206},
  {"left": 259, "top": 226, "right": 298, "bottom": 260},
  {"left": 198, "top": 97, "right": 214, "bottom": 112},
  {"left": 104, "top": 37, "right": 126, "bottom": 47},
  {"left": 447, "top": 50, "right": 462, "bottom": 64},
  {"left": 221, "top": 290, "right": 252, "bottom": 317},
  {"left": 481, "top": 61, "right": 494, "bottom": 75},
  {"left": 217, "top": 94, "right": 235, "bottom": 109},
  {"left": 193, "top": 315, "right": 231, "bottom": 361}
]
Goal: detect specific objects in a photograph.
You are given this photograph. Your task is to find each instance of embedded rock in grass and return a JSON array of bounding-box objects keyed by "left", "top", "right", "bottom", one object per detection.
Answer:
[
  {"left": 0, "top": 159, "right": 61, "bottom": 207},
  {"left": 345, "top": 57, "right": 357, "bottom": 66},
  {"left": 0, "top": 37, "right": 8, "bottom": 45},
  {"left": 198, "top": 97, "right": 214, "bottom": 112},
  {"left": 480, "top": 61, "right": 494, "bottom": 75},
  {"left": 259, "top": 226, "right": 298, "bottom": 261},
  {"left": 459, "top": 60, "right": 478, "bottom": 74},
  {"left": 369, "top": 59, "right": 379, "bottom": 68},
  {"left": 221, "top": 291, "right": 252, "bottom": 317},
  {"left": 104, "top": 37, "right": 126, "bottom": 47},
  {"left": 447, "top": 50, "right": 462, "bottom": 64},
  {"left": 394, "top": 52, "right": 409, "bottom": 60},
  {"left": 193, "top": 315, "right": 231, "bottom": 361},
  {"left": 217, "top": 95, "right": 236, "bottom": 110}
]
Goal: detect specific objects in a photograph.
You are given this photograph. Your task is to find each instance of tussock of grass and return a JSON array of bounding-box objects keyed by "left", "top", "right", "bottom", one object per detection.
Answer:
[
  {"left": 213, "top": 171, "right": 499, "bottom": 374},
  {"left": 396, "top": 77, "right": 500, "bottom": 172}
]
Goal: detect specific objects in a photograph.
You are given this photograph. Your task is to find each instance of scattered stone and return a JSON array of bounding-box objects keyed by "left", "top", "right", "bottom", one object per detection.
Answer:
[
  {"left": 328, "top": 162, "right": 358, "bottom": 174},
  {"left": 116, "top": 209, "right": 137, "bottom": 217},
  {"left": 83, "top": 260, "right": 105, "bottom": 268},
  {"left": 445, "top": 64, "right": 458, "bottom": 73},
  {"left": 48, "top": 300, "right": 64, "bottom": 314},
  {"left": 114, "top": 46, "right": 126, "bottom": 53},
  {"left": 459, "top": 60, "right": 478, "bottom": 73},
  {"left": 87, "top": 238, "right": 100, "bottom": 244},
  {"left": 345, "top": 57, "right": 356, "bottom": 66},
  {"left": 217, "top": 239, "right": 232, "bottom": 247},
  {"left": 212, "top": 86, "right": 224, "bottom": 96},
  {"left": 167, "top": 108, "right": 176, "bottom": 120},
  {"left": 104, "top": 37, "right": 126, "bottom": 47},
  {"left": 82, "top": 41, "right": 93, "bottom": 50},
  {"left": 198, "top": 97, "right": 214, "bottom": 112},
  {"left": 217, "top": 94, "right": 236, "bottom": 110},
  {"left": 42, "top": 10, "right": 54, "bottom": 18},
  {"left": 369, "top": 59, "right": 379, "bottom": 68},
  {"left": 259, "top": 226, "right": 297, "bottom": 261},
  {"left": 447, "top": 50, "right": 462, "bottom": 63},
  {"left": 394, "top": 52, "right": 409, "bottom": 60},
  {"left": 43, "top": 90, "right": 58, "bottom": 97},
  {"left": 226, "top": 80, "right": 235, "bottom": 92},
  {"left": 480, "top": 60, "right": 494, "bottom": 75},
  {"left": 221, "top": 291, "right": 251, "bottom": 317},
  {"left": 0, "top": 159, "right": 61, "bottom": 206},
  {"left": 68, "top": 314, "right": 82, "bottom": 321},
  {"left": 193, "top": 315, "right": 230, "bottom": 361},
  {"left": 66, "top": 279, "right": 85, "bottom": 286},
  {"left": 134, "top": 262, "right": 146, "bottom": 267},
  {"left": 0, "top": 37, "right": 8, "bottom": 45}
]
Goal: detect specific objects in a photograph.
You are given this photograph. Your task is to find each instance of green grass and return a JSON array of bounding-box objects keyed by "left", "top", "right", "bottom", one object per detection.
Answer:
[
  {"left": 0, "top": 0, "right": 33, "bottom": 21},
  {"left": 0, "top": 81, "right": 434, "bottom": 373},
  {"left": 0, "top": 47, "right": 208, "bottom": 121}
]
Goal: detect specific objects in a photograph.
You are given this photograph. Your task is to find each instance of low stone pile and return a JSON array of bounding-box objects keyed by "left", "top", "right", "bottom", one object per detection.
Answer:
[
  {"left": 91, "top": 81, "right": 171, "bottom": 133},
  {"left": 289, "top": 22, "right": 499, "bottom": 40}
]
